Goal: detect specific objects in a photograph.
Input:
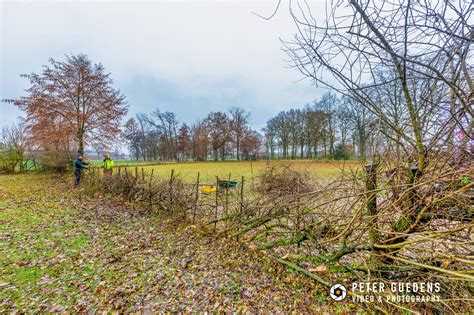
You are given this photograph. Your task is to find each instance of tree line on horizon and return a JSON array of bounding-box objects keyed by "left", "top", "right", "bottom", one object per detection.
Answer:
[
  {"left": 122, "top": 91, "right": 378, "bottom": 163},
  {"left": 122, "top": 107, "right": 261, "bottom": 162}
]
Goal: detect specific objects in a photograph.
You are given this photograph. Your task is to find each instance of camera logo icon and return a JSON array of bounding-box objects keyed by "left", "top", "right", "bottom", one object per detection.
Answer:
[{"left": 330, "top": 284, "right": 347, "bottom": 301}]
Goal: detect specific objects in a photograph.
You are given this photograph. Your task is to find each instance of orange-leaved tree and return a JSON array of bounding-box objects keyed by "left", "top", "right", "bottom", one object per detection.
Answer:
[{"left": 4, "top": 54, "right": 128, "bottom": 155}]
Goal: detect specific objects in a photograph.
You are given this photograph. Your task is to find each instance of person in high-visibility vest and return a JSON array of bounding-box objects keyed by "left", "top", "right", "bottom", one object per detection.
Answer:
[{"left": 103, "top": 153, "right": 114, "bottom": 176}]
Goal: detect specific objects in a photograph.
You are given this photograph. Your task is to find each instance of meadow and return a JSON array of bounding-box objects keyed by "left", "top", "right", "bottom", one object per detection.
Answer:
[{"left": 94, "top": 160, "right": 361, "bottom": 184}]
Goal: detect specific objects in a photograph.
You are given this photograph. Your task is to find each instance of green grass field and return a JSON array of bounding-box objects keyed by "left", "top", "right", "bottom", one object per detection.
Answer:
[
  {"left": 103, "top": 160, "right": 360, "bottom": 184},
  {"left": 88, "top": 159, "right": 158, "bottom": 167}
]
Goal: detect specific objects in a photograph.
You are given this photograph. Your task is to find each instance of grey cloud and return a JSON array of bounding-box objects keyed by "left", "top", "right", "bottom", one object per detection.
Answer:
[{"left": 1, "top": 0, "right": 326, "bottom": 130}]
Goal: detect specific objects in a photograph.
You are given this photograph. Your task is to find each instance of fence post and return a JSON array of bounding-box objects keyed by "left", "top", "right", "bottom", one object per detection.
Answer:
[
  {"left": 365, "top": 163, "right": 378, "bottom": 245},
  {"left": 141, "top": 167, "right": 145, "bottom": 182},
  {"left": 193, "top": 172, "right": 200, "bottom": 224},
  {"left": 169, "top": 169, "right": 175, "bottom": 206},
  {"left": 135, "top": 166, "right": 138, "bottom": 179},
  {"left": 224, "top": 173, "right": 231, "bottom": 224},
  {"left": 239, "top": 176, "right": 245, "bottom": 219},
  {"left": 148, "top": 169, "right": 154, "bottom": 210},
  {"left": 149, "top": 168, "right": 154, "bottom": 186},
  {"left": 214, "top": 176, "right": 219, "bottom": 233}
]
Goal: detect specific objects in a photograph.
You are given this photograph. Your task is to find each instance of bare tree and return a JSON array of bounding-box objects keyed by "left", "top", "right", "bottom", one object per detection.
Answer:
[
  {"left": 283, "top": 0, "right": 473, "bottom": 171},
  {"left": 205, "top": 112, "right": 230, "bottom": 161},
  {"left": 147, "top": 109, "right": 179, "bottom": 161},
  {"left": 240, "top": 128, "right": 262, "bottom": 160},
  {"left": 123, "top": 118, "right": 142, "bottom": 160},
  {"left": 314, "top": 92, "right": 338, "bottom": 157},
  {"left": 191, "top": 121, "right": 209, "bottom": 161},
  {"left": 177, "top": 123, "right": 192, "bottom": 161},
  {"left": 229, "top": 107, "right": 250, "bottom": 161}
]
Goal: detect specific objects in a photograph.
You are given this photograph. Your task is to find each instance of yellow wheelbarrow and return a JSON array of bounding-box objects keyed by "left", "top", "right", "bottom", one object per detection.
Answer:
[{"left": 200, "top": 184, "right": 218, "bottom": 193}]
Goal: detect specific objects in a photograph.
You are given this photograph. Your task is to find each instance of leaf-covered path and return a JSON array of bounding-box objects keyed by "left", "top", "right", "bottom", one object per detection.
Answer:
[{"left": 0, "top": 174, "right": 333, "bottom": 312}]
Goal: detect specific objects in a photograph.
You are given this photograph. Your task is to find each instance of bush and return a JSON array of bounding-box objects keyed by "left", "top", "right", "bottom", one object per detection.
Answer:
[
  {"left": 0, "top": 147, "right": 24, "bottom": 173},
  {"left": 257, "top": 164, "right": 312, "bottom": 197},
  {"left": 39, "top": 151, "right": 72, "bottom": 173},
  {"left": 333, "top": 143, "right": 351, "bottom": 160}
]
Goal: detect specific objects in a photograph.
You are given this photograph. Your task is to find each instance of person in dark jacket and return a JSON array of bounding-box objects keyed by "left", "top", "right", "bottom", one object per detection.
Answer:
[{"left": 73, "top": 155, "right": 89, "bottom": 187}]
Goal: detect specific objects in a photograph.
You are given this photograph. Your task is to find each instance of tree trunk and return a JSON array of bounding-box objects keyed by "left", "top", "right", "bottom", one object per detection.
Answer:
[
  {"left": 351, "top": 0, "right": 425, "bottom": 170},
  {"left": 77, "top": 129, "right": 84, "bottom": 155},
  {"left": 236, "top": 137, "right": 240, "bottom": 161},
  {"left": 359, "top": 135, "right": 366, "bottom": 161}
]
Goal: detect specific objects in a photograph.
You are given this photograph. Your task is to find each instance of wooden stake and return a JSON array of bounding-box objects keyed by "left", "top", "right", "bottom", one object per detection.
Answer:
[
  {"left": 214, "top": 175, "right": 219, "bottom": 233},
  {"left": 193, "top": 172, "right": 200, "bottom": 224},
  {"left": 149, "top": 169, "right": 154, "bottom": 186},
  {"left": 240, "top": 176, "right": 245, "bottom": 219},
  {"left": 148, "top": 169, "right": 154, "bottom": 210},
  {"left": 225, "top": 173, "right": 231, "bottom": 222},
  {"left": 170, "top": 169, "right": 175, "bottom": 205}
]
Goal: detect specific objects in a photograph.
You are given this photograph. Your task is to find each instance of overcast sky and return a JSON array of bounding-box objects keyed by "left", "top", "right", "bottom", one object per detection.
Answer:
[{"left": 1, "top": 0, "right": 327, "bottom": 131}]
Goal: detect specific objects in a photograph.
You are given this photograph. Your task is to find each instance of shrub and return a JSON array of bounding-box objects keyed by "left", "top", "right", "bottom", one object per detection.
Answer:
[
  {"left": 39, "top": 151, "right": 72, "bottom": 173},
  {"left": 257, "top": 164, "right": 312, "bottom": 197},
  {"left": 333, "top": 143, "right": 352, "bottom": 160},
  {"left": 0, "top": 147, "right": 23, "bottom": 173}
]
